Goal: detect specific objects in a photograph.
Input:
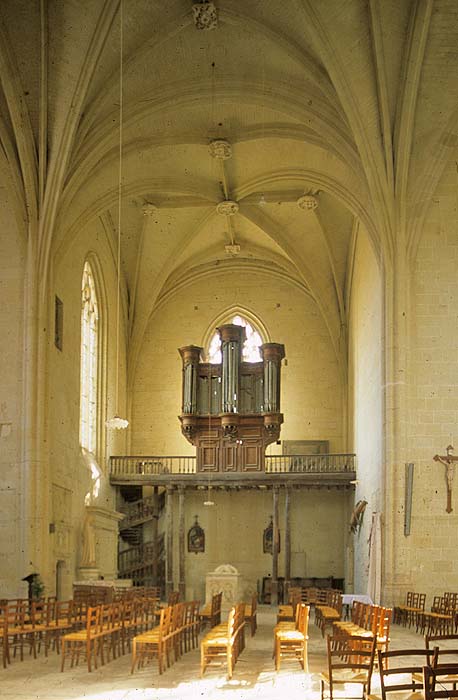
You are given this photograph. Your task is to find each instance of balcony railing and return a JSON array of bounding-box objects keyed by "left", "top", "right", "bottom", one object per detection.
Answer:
[
  {"left": 265, "top": 453, "right": 356, "bottom": 473},
  {"left": 110, "top": 453, "right": 355, "bottom": 478},
  {"left": 110, "top": 455, "right": 196, "bottom": 477}
]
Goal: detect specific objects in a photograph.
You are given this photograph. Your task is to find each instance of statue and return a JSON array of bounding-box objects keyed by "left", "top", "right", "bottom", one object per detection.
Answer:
[
  {"left": 433, "top": 445, "right": 458, "bottom": 513},
  {"left": 81, "top": 513, "right": 97, "bottom": 567}
]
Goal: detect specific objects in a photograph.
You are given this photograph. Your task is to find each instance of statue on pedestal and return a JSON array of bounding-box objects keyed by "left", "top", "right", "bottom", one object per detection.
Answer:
[{"left": 81, "top": 513, "right": 97, "bottom": 568}]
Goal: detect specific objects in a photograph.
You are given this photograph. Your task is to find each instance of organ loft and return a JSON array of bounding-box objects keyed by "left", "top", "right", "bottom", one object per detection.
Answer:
[{"left": 179, "top": 324, "right": 285, "bottom": 473}]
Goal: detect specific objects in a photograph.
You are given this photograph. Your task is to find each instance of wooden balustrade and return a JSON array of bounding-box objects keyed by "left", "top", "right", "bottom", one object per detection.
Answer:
[
  {"left": 110, "top": 453, "right": 356, "bottom": 479},
  {"left": 265, "top": 453, "right": 356, "bottom": 473}
]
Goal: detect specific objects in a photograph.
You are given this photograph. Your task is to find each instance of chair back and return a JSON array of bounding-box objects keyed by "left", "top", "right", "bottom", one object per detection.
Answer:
[
  {"left": 326, "top": 634, "right": 377, "bottom": 694},
  {"left": 424, "top": 664, "right": 458, "bottom": 700},
  {"left": 296, "top": 603, "right": 310, "bottom": 635},
  {"left": 426, "top": 633, "right": 458, "bottom": 649},
  {"left": 377, "top": 648, "right": 435, "bottom": 700}
]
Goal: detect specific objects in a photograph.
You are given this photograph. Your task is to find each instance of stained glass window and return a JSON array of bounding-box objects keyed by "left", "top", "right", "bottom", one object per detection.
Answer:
[
  {"left": 208, "top": 314, "right": 263, "bottom": 363},
  {"left": 79, "top": 261, "right": 99, "bottom": 453}
]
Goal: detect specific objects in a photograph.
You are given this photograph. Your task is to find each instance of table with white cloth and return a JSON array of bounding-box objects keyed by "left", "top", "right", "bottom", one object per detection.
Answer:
[{"left": 341, "top": 593, "right": 373, "bottom": 619}]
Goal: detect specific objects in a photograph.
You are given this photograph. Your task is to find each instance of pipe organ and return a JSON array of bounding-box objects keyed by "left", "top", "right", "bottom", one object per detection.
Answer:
[{"left": 179, "top": 324, "right": 285, "bottom": 472}]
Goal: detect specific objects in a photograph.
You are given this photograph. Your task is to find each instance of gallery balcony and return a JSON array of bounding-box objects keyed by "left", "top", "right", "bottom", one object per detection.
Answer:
[{"left": 109, "top": 453, "right": 356, "bottom": 490}]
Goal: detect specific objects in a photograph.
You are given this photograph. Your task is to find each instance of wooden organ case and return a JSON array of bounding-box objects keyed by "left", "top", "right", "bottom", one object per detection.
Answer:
[{"left": 178, "top": 324, "right": 285, "bottom": 472}]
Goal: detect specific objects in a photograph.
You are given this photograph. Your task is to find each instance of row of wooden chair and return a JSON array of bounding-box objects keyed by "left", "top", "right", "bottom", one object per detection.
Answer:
[
  {"left": 273, "top": 602, "right": 309, "bottom": 671},
  {"left": 333, "top": 601, "right": 392, "bottom": 654},
  {"left": 393, "top": 591, "right": 426, "bottom": 628},
  {"left": 200, "top": 602, "right": 246, "bottom": 680},
  {"left": 1, "top": 599, "right": 76, "bottom": 668},
  {"left": 60, "top": 597, "right": 159, "bottom": 672},
  {"left": 416, "top": 593, "right": 458, "bottom": 636},
  {"left": 131, "top": 601, "right": 200, "bottom": 675}
]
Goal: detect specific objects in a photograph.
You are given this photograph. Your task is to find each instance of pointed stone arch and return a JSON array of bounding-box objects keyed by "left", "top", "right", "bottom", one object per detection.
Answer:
[{"left": 202, "top": 306, "right": 271, "bottom": 364}]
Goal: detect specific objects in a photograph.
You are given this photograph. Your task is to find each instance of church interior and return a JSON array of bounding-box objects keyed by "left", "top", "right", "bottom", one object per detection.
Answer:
[{"left": 1, "top": 0, "right": 458, "bottom": 696}]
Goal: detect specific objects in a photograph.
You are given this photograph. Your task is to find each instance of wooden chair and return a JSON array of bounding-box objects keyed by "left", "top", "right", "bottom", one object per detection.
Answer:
[
  {"left": 244, "top": 593, "right": 258, "bottom": 636},
  {"left": 61, "top": 605, "right": 111, "bottom": 672},
  {"left": 200, "top": 603, "right": 246, "bottom": 680},
  {"left": 43, "top": 600, "right": 74, "bottom": 655},
  {"left": 182, "top": 600, "right": 200, "bottom": 652},
  {"left": 131, "top": 605, "right": 173, "bottom": 675},
  {"left": 199, "top": 592, "right": 222, "bottom": 630},
  {"left": 3, "top": 601, "right": 36, "bottom": 664},
  {"left": 320, "top": 634, "right": 377, "bottom": 700},
  {"left": 373, "top": 648, "right": 435, "bottom": 700},
  {"left": 169, "top": 602, "right": 185, "bottom": 663},
  {"left": 422, "top": 599, "right": 454, "bottom": 637},
  {"left": 274, "top": 602, "right": 309, "bottom": 672},
  {"left": 394, "top": 591, "right": 413, "bottom": 626},
  {"left": 277, "top": 588, "right": 301, "bottom": 624},
  {"left": 423, "top": 664, "right": 458, "bottom": 700}
]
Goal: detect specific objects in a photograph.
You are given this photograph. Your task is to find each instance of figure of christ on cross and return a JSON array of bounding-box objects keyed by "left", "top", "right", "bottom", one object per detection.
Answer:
[{"left": 433, "top": 445, "right": 458, "bottom": 513}]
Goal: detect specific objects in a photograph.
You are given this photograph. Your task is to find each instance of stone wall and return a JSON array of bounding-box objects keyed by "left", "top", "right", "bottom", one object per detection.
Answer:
[
  {"left": 401, "top": 156, "right": 458, "bottom": 600},
  {"left": 131, "top": 267, "right": 344, "bottom": 455},
  {"left": 170, "top": 488, "right": 347, "bottom": 603}
]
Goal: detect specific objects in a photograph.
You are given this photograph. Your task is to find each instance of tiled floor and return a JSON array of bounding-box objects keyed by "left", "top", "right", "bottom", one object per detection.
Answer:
[{"left": 1, "top": 606, "right": 424, "bottom": 700}]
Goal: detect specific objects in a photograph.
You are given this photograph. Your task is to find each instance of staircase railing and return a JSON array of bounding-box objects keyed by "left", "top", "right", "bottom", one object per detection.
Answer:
[{"left": 118, "top": 537, "right": 165, "bottom": 577}]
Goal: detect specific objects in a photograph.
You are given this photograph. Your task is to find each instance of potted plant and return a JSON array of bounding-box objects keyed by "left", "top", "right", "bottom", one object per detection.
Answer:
[{"left": 30, "top": 574, "right": 45, "bottom": 600}]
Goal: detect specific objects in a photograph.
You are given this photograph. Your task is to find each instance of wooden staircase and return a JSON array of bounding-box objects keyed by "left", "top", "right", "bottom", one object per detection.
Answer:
[
  {"left": 118, "top": 490, "right": 165, "bottom": 588},
  {"left": 118, "top": 537, "right": 165, "bottom": 587}
]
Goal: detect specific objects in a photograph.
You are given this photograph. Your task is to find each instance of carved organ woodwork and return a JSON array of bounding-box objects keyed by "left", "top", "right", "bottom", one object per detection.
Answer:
[{"left": 179, "top": 324, "right": 285, "bottom": 472}]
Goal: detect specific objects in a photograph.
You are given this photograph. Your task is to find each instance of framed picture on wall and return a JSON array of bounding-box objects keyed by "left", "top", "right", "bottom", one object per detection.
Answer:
[
  {"left": 188, "top": 515, "right": 205, "bottom": 554},
  {"left": 263, "top": 517, "right": 280, "bottom": 554}
]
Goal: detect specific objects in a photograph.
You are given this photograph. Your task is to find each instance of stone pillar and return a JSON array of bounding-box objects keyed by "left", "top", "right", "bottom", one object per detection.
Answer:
[
  {"left": 285, "top": 486, "right": 291, "bottom": 593},
  {"left": 151, "top": 487, "right": 159, "bottom": 587},
  {"left": 178, "top": 345, "right": 202, "bottom": 414},
  {"left": 383, "top": 240, "right": 412, "bottom": 606},
  {"left": 271, "top": 487, "right": 280, "bottom": 605},
  {"left": 260, "top": 343, "right": 285, "bottom": 412},
  {"left": 178, "top": 487, "right": 185, "bottom": 600},
  {"left": 218, "top": 324, "right": 245, "bottom": 414},
  {"left": 165, "top": 487, "right": 174, "bottom": 597}
]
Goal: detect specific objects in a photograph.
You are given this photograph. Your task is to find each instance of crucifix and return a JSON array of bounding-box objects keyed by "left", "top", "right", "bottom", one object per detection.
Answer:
[{"left": 433, "top": 445, "right": 458, "bottom": 513}]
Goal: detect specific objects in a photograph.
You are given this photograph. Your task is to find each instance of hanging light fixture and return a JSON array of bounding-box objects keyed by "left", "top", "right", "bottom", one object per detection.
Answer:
[{"left": 106, "top": 0, "right": 128, "bottom": 431}]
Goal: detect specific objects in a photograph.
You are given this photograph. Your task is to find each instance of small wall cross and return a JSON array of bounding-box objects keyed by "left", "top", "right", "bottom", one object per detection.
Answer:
[{"left": 433, "top": 445, "right": 458, "bottom": 513}]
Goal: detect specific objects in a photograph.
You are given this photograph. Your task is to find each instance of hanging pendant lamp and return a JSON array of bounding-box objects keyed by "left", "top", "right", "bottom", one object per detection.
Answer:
[{"left": 106, "top": 0, "right": 128, "bottom": 431}]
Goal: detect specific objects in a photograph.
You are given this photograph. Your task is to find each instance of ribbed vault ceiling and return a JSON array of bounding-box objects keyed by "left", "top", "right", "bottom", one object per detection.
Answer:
[{"left": 0, "top": 0, "right": 457, "bottom": 374}]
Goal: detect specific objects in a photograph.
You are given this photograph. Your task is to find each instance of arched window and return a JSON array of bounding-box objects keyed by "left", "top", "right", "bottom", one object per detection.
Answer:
[
  {"left": 208, "top": 314, "right": 263, "bottom": 363},
  {"left": 80, "top": 261, "right": 99, "bottom": 453}
]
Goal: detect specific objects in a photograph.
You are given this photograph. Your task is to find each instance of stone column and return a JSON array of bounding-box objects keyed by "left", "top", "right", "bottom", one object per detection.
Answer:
[
  {"left": 218, "top": 324, "right": 245, "bottom": 414},
  {"left": 165, "top": 487, "right": 174, "bottom": 597},
  {"left": 284, "top": 486, "right": 291, "bottom": 594},
  {"left": 178, "top": 487, "right": 186, "bottom": 600},
  {"left": 383, "top": 240, "right": 412, "bottom": 606},
  {"left": 151, "top": 487, "right": 159, "bottom": 587},
  {"left": 178, "top": 345, "right": 202, "bottom": 414},
  {"left": 271, "top": 487, "right": 280, "bottom": 605}
]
